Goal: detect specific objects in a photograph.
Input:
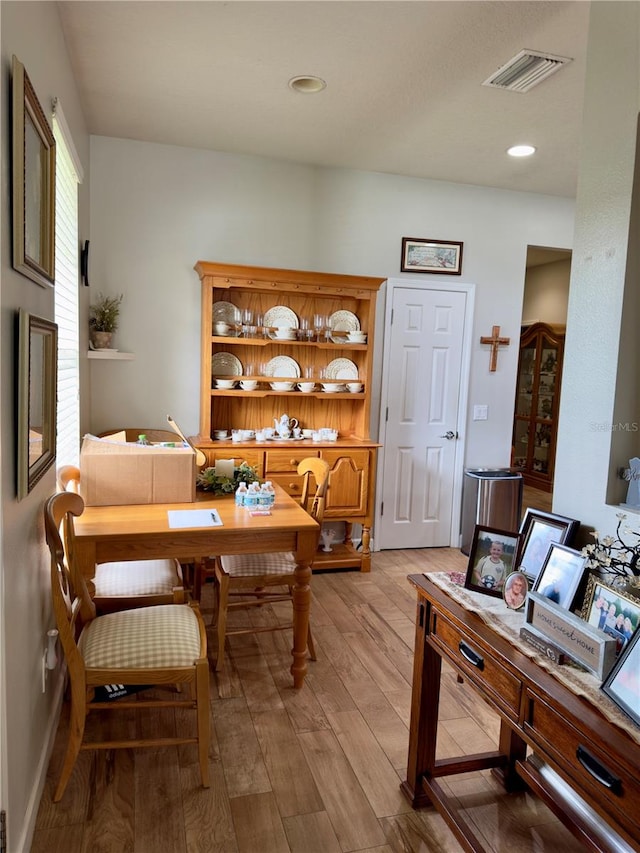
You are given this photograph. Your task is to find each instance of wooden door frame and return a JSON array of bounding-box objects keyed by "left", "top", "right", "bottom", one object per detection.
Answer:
[{"left": 375, "top": 278, "right": 475, "bottom": 549}]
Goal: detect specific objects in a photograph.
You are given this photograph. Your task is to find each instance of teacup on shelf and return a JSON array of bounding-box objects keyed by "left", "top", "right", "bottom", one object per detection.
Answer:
[
  {"left": 216, "top": 378, "right": 237, "bottom": 389},
  {"left": 321, "top": 383, "right": 345, "bottom": 393},
  {"left": 297, "top": 381, "right": 316, "bottom": 393},
  {"left": 270, "top": 381, "right": 295, "bottom": 392},
  {"left": 213, "top": 430, "right": 229, "bottom": 440},
  {"left": 346, "top": 331, "right": 367, "bottom": 343},
  {"left": 346, "top": 382, "right": 363, "bottom": 393},
  {"left": 240, "top": 379, "right": 258, "bottom": 391}
]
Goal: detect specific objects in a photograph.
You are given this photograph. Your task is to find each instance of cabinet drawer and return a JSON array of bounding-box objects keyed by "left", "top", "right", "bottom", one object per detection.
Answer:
[
  {"left": 265, "top": 450, "right": 319, "bottom": 473},
  {"left": 269, "top": 474, "right": 306, "bottom": 499},
  {"left": 523, "top": 690, "right": 640, "bottom": 825},
  {"left": 203, "top": 450, "right": 264, "bottom": 475},
  {"left": 430, "top": 610, "right": 522, "bottom": 722}
]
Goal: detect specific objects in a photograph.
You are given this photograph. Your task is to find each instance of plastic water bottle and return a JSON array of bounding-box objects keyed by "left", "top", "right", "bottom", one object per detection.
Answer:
[
  {"left": 136, "top": 434, "right": 151, "bottom": 445},
  {"left": 244, "top": 482, "right": 260, "bottom": 510},
  {"left": 235, "top": 481, "right": 248, "bottom": 507},
  {"left": 263, "top": 481, "right": 275, "bottom": 509},
  {"left": 258, "top": 481, "right": 275, "bottom": 508}
]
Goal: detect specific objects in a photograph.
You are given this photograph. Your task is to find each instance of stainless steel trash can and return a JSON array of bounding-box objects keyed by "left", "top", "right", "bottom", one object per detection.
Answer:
[{"left": 460, "top": 468, "right": 523, "bottom": 555}]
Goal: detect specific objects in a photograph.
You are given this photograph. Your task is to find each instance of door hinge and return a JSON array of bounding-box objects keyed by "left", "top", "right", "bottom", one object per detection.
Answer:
[
  {"left": 385, "top": 407, "right": 389, "bottom": 423},
  {"left": 390, "top": 308, "right": 394, "bottom": 325},
  {"left": 1, "top": 810, "right": 6, "bottom": 853}
]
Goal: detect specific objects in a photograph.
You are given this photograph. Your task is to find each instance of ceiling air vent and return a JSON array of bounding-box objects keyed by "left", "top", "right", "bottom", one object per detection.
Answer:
[{"left": 482, "top": 49, "right": 572, "bottom": 93}]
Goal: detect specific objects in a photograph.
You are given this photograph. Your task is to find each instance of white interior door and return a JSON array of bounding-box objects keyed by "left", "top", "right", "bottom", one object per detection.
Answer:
[{"left": 377, "top": 283, "right": 472, "bottom": 549}]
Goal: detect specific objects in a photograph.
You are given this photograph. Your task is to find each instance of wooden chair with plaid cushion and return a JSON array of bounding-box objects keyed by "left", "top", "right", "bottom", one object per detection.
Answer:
[
  {"left": 212, "top": 457, "right": 330, "bottom": 671},
  {"left": 57, "top": 465, "right": 186, "bottom": 612},
  {"left": 44, "top": 490, "right": 210, "bottom": 802}
]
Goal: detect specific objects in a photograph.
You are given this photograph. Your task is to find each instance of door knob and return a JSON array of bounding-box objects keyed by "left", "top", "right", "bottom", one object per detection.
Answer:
[{"left": 440, "top": 431, "right": 458, "bottom": 440}]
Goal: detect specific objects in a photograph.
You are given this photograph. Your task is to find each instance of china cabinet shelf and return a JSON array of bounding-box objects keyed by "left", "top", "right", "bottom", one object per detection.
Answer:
[
  {"left": 193, "top": 260, "right": 385, "bottom": 572},
  {"left": 512, "top": 322, "right": 565, "bottom": 492}
]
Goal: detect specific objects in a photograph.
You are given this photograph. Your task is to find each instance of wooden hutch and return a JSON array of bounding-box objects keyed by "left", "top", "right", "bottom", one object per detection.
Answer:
[
  {"left": 512, "top": 322, "right": 565, "bottom": 492},
  {"left": 193, "top": 261, "right": 385, "bottom": 571}
]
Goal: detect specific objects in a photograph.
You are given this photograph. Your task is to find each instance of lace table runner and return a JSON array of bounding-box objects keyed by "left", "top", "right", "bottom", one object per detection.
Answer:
[{"left": 424, "top": 571, "right": 640, "bottom": 746}]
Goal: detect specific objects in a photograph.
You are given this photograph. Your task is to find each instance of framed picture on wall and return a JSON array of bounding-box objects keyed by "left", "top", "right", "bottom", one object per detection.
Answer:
[
  {"left": 400, "top": 237, "right": 463, "bottom": 275},
  {"left": 12, "top": 55, "right": 56, "bottom": 288}
]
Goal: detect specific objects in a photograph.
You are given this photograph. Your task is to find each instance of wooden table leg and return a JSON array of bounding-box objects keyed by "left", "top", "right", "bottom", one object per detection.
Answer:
[
  {"left": 401, "top": 598, "right": 441, "bottom": 806},
  {"left": 291, "top": 529, "right": 316, "bottom": 688}
]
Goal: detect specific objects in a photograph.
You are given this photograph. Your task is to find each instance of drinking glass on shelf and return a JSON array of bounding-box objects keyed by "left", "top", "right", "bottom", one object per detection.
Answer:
[
  {"left": 242, "top": 309, "right": 254, "bottom": 337},
  {"left": 313, "top": 314, "right": 326, "bottom": 342},
  {"left": 299, "top": 317, "right": 310, "bottom": 341},
  {"left": 256, "top": 313, "right": 265, "bottom": 338},
  {"left": 304, "top": 365, "right": 314, "bottom": 379},
  {"left": 245, "top": 363, "right": 254, "bottom": 378}
]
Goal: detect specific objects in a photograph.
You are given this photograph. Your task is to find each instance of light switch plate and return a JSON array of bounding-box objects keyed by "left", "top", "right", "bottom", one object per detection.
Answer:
[{"left": 473, "top": 405, "right": 488, "bottom": 421}]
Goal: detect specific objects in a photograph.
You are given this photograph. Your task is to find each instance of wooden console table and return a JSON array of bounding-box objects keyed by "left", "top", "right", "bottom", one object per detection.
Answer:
[{"left": 402, "top": 573, "right": 640, "bottom": 852}]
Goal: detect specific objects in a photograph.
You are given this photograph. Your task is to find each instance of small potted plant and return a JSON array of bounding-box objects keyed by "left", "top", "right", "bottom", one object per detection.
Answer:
[{"left": 89, "top": 292, "right": 123, "bottom": 349}]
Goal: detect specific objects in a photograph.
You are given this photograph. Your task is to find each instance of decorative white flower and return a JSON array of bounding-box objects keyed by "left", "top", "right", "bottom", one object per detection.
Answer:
[{"left": 583, "top": 516, "right": 640, "bottom": 582}]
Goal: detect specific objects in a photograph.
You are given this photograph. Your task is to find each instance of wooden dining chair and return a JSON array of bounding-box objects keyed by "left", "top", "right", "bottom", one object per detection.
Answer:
[
  {"left": 57, "top": 465, "right": 186, "bottom": 612},
  {"left": 212, "top": 457, "right": 330, "bottom": 671},
  {"left": 44, "top": 490, "right": 210, "bottom": 802}
]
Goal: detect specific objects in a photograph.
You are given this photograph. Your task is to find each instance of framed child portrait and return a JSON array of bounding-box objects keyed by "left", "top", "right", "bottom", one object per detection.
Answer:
[
  {"left": 532, "top": 543, "right": 587, "bottom": 611},
  {"left": 465, "top": 525, "right": 520, "bottom": 598},
  {"left": 516, "top": 508, "right": 579, "bottom": 584}
]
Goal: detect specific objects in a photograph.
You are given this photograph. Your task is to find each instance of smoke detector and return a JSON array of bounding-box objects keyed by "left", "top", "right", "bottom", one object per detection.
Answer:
[{"left": 482, "top": 50, "right": 572, "bottom": 93}]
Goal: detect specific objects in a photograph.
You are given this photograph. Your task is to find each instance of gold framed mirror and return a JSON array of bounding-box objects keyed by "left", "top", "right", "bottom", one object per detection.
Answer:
[{"left": 17, "top": 310, "right": 58, "bottom": 499}]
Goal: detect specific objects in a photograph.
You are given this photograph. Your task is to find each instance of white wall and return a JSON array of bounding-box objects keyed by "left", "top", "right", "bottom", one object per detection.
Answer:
[
  {"left": 89, "top": 140, "right": 575, "bottom": 471},
  {"left": 0, "top": 3, "right": 89, "bottom": 850},
  {"left": 522, "top": 259, "right": 571, "bottom": 325},
  {"left": 554, "top": 1, "right": 640, "bottom": 531}
]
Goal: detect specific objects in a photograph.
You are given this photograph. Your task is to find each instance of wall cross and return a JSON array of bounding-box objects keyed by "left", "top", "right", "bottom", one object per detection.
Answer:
[{"left": 480, "top": 325, "right": 510, "bottom": 372}]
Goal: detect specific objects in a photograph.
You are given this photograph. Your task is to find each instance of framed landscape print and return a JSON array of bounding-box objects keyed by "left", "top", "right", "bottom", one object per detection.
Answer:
[{"left": 400, "top": 237, "right": 463, "bottom": 275}]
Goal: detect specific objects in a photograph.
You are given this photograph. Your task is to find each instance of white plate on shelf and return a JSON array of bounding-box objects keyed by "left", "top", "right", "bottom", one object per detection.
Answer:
[
  {"left": 264, "top": 355, "right": 300, "bottom": 378},
  {"left": 325, "top": 358, "right": 358, "bottom": 380},
  {"left": 213, "top": 301, "right": 241, "bottom": 325},
  {"left": 329, "top": 310, "right": 360, "bottom": 332},
  {"left": 211, "top": 351, "right": 243, "bottom": 376},
  {"left": 264, "top": 305, "right": 299, "bottom": 329}
]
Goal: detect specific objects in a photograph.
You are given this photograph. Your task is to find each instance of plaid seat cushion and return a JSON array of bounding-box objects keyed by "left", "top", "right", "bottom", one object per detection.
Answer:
[
  {"left": 79, "top": 604, "right": 202, "bottom": 668},
  {"left": 220, "top": 551, "right": 296, "bottom": 578},
  {"left": 94, "top": 558, "right": 181, "bottom": 598}
]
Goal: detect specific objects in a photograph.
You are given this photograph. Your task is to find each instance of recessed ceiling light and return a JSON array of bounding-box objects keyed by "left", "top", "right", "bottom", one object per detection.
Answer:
[
  {"left": 507, "top": 144, "right": 536, "bottom": 158},
  {"left": 288, "top": 75, "right": 326, "bottom": 94}
]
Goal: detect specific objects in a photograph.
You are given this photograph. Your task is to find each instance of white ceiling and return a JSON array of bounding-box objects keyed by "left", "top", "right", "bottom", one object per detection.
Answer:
[{"left": 57, "top": 0, "right": 590, "bottom": 198}]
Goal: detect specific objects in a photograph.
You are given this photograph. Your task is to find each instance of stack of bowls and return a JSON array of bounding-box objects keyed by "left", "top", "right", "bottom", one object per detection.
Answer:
[
  {"left": 272, "top": 327, "right": 297, "bottom": 341},
  {"left": 346, "top": 331, "right": 367, "bottom": 344}
]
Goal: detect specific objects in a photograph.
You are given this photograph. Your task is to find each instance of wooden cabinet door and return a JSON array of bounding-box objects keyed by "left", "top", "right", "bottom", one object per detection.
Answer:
[{"left": 321, "top": 450, "right": 370, "bottom": 517}]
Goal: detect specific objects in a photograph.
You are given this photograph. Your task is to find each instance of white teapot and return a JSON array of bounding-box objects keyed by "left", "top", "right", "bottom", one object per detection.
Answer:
[{"left": 274, "top": 413, "right": 299, "bottom": 439}]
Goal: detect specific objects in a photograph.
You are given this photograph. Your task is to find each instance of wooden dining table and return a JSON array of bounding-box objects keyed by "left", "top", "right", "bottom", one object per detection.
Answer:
[{"left": 71, "top": 484, "right": 319, "bottom": 688}]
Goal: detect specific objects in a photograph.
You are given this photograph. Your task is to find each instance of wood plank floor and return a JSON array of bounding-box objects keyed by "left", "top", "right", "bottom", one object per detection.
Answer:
[{"left": 31, "top": 543, "right": 590, "bottom": 853}]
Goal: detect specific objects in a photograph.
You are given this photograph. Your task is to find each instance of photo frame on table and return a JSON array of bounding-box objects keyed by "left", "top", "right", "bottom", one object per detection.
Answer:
[
  {"left": 602, "top": 627, "right": 640, "bottom": 726},
  {"left": 532, "top": 543, "right": 587, "bottom": 611},
  {"left": 517, "top": 508, "right": 579, "bottom": 584},
  {"left": 580, "top": 574, "right": 640, "bottom": 655},
  {"left": 503, "top": 571, "right": 529, "bottom": 610},
  {"left": 17, "top": 310, "right": 58, "bottom": 500},
  {"left": 400, "top": 237, "right": 463, "bottom": 275},
  {"left": 465, "top": 525, "right": 520, "bottom": 598},
  {"left": 12, "top": 55, "right": 56, "bottom": 289}
]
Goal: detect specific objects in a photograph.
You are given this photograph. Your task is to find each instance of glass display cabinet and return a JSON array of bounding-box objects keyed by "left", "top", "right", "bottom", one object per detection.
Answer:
[{"left": 512, "top": 323, "right": 565, "bottom": 492}]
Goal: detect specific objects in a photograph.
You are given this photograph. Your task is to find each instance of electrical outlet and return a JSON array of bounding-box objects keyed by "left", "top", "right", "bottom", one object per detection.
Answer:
[{"left": 473, "top": 405, "right": 488, "bottom": 421}]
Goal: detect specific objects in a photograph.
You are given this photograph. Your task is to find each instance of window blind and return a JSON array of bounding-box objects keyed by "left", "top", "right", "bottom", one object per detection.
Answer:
[{"left": 53, "top": 102, "right": 81, "bottom": 468}]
